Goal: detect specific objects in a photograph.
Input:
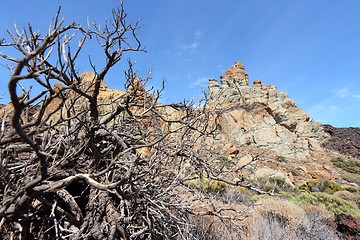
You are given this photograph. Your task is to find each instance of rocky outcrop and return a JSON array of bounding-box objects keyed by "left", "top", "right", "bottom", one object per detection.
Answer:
[
  {"left": 208, "top": 61, "right": 329, "bottom": 159},
  {"left": 43, "top": 71, "right": 125, "bottom": 123}
]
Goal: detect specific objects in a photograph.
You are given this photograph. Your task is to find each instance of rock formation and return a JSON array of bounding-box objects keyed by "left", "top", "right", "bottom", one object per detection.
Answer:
[
  {"left": 208, "top": 61, "right": 287, "bottom": 105},
  {"left": 208, "top": 61, "right": 329, "bottom": 159},
  {"left": 43, "top": 71, "right": 125, "bottom": 123}
]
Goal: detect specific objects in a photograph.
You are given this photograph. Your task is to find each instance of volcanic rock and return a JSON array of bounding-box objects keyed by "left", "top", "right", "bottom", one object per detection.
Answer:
[
  {"left": 44, "top": 71, "right": 125, "bottom": 123},
  {"left": 322, "top": 124, "right": 360, "bottom": 159},
  {"left": 208, "top": 61, "right": 329, "bottom": 160}
]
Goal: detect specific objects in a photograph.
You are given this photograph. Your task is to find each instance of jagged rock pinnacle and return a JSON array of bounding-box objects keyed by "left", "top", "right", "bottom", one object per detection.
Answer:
[
  {"left": 220, "top": 61, "right": 249, "bottom": 87},
  {"left": 208, "top": 61, "right": 285, "bottom": 105}
]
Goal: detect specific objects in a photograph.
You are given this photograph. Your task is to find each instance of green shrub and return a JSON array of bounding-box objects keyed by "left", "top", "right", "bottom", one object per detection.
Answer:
[
  {"left": 344, "top": 186, "right": 360, "bottom": 193},
  {"left": 299, "top": 179, "right": 343, "bottom": 194},
  {"left": 183, "top": 166, "right": 196, "bottom": 177},
  {"left": 254, "top": 176, "right": 296, "bottom": 193},
  {"left": 235, "top": 186, "right": 254, "bottom": 197},
  {"left": 251, "top": 194, "right": 272, "bottom": 201},
  {"left": 290, "top": 192, "right": 360, "bottom": 218},
  {"left": 189, "top": 177, "right": 227, "bottom": 193},
  {"left": 331, "top": 157, "right": 360, "bottom": 174}
]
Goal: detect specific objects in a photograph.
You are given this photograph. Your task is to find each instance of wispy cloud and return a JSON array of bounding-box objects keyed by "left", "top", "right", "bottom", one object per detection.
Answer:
[
  {"left": 165, "top": 30, "right": 204, "bottom": 59},
  {"left": 327, "top": 105, "right": 339, "bottom": 112},
  {"left": 176, "top": 30, "right": 203, "bottom": 56},
  {"left": 179, "top": 42, "right": 199, "bottom": 51},
  {"left": 308, "top": 84, "right": 360, "bottom": 126},
  {"left": 334, "top": 86, "right": 360, "bottom": 101},
  {"left": 354, "top": 94, "right": 360, "bottom": 100},
  {"left": 311, "top": 102, "right": 339, "bottom": 113},
  {"left": 190, "top": 76, "right": 209, "bottom": 88},
  {"left": 194, "top": 30, "right": 203, "bottom": 39},
  {"left": 335, "top": 87, "right": 350, "bottom": 98},
  {"left": 307, "top": 100, "right": 339, "bottom": 125}
]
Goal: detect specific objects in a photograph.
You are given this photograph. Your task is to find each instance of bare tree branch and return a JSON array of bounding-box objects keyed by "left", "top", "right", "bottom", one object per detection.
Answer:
[{"left": 0, "top": 2, "right": 247, "bottom": 239}]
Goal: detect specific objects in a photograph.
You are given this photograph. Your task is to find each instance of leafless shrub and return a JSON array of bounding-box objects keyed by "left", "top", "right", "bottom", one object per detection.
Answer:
[
  {"left": 252, "top": 211, "right": 294, "bottom": 240},
  {"left": 295, "top": 206, "right": 340, "bottom": 240},
  {"left": 0, "top": 2, "right": 246, "bottom": 239},
  {"left": 180, "top": 216, "right": 244, "bottom": 240},
  {"left": 218, "top": 188, "right": 253, "bottom": 207},
  {"left": 250, "top": 199, "right": 341, "bottom": 240}
]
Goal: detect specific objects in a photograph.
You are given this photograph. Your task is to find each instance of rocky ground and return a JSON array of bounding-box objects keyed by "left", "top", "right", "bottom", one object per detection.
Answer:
[{"left": 322, "top": 124, "right": 360, "bottom": 159}]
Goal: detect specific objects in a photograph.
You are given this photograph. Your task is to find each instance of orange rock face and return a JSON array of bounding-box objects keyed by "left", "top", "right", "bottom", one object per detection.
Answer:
[{"left": 220, "top": 61, "right": 249, "bottom": 86}]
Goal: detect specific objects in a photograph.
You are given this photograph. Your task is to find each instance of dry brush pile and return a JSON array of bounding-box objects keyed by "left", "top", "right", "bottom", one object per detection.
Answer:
[{"left": 0, "top": 3, "right": 246, "bottom": 239}]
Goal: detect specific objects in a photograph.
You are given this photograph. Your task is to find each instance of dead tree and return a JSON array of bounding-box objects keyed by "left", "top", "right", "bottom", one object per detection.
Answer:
[{"left": 0, "top": 3, "right": 246, "bottom": 239}]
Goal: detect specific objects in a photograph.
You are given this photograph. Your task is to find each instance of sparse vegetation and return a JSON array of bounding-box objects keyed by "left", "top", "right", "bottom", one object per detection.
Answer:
[
  {"left": 295, "top": 206, "right": 340, "bottom": 240},
  {"left": 344, "top": 185, "right": 360, "bottom": 193},
  {"left": 218, "top": 187, "right": 254, "bottom": 206},
  {"left": 251, "top": 198, "right": 340, "bottom": 240},
  {"left": 189, "top": 177, "right": 228, "bottom": 193},
  {"left": 331, "top": 157, "right": 360, "bottom": 174},
  {"left": 299, "top": 179, "right": 344, "bottom": 194},
  {"left": 252, "top": 211, "right": 291, "bottom": 240},
  {"left": 182, "top": 216, "right": 243, "bottom": 240},
  {"left": 288, "top": 192, "right": 360, "bottom": 218},
  {"left": 253, "top": 176, "right": 296, "bottom": 194}
]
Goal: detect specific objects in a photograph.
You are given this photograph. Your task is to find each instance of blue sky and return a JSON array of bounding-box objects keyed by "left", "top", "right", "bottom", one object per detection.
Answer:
[{"left": 1, "top": 0, "right": 360, "bottom": 127}]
